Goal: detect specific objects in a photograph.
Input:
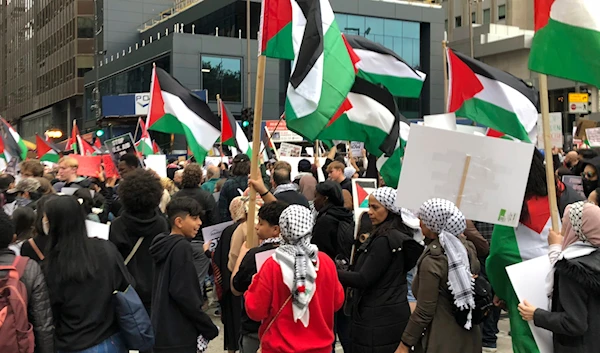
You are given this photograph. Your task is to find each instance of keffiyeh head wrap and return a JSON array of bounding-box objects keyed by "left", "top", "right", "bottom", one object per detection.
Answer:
[
  {"left": 274, "top": 205, "right": 319, "bottom": 327},
  {"left": 372, "top": 187, "right": 402, "bottom": 215},
  {"left": 419, "top": 198, "right": 475, "bottom": 329},
  {"left": 229, "top": 195, "right": 264, "bottom": 223}
]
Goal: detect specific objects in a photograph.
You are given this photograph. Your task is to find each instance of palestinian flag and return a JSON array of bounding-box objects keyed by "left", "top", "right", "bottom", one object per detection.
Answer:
[
  {"left": 261, "top": 125, "right": 277, "bottom": 161},
  {"left": 529, "top": 0, "right": 600, "bottom": 88},
  {"left": 345, "top": 35, "right": 426, "bottom": 98},
  {"left": 146, "top": 66, "right": 221, "bottom": 163},
  {"left": 447, "top": 49, "right": 539, "bottom": 143},
  {"left": 259, "top": 0, "right": 294, "bottom": 59},
  {"left": 136, "top": 118, "right": 155, "bottom": 156},
  {"left": 487, "top": 196, "right": 552, "bottom": 353},
  {"left": 283, "top": 0, "right": 356, "bottom": 141},
  {"left": 152, "top": 140, "right": 161, "bottom": 154},
  {"left": 94, "top": 138, "right": 102, "bottom": 150},
  {"left": 220, "top": 100, "right": 251, "bottom": 155},
  {"left": 66, "top": 120, "right": 80, "bottom": 153},
  {"left": 36, "top": 134, "right": 60, "bottom": 163},
  {"left": 317, "top": 77, "right": 401, "bottom": 157},
  {"left": 356, "top": 183, "right": 369, "bottom": 208},
  {"left": 77, "top": 136, "right": 96, "bottom": 156},
  {"left": 376, "top": 118, "right": 410, "bottom": 188},
  {"left": 0, "top": 119, "right": 27, "bottom": 161}
]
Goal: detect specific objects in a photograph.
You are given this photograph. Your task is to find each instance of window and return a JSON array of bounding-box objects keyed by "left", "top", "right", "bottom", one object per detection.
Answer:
[
  {"left": 445, "top": 19, "right": 448, "bottom": 32},
  {"left": 201, "top": 56, "right": 242, "bottom": 102},
  {"left": 471, "top": 12, "right": 476, "bottom": 24},
  {"left": 483, "top": 9, "right": 491, "bottom": 24},
  {"left": 77, "top": 17, "right": 93, "bottom": 38},
  {"left": 455, "top": 16, "right": 462, "bottom": 28},
  {"left": 498, "top": 5, "right": 506, "bottom": 20}
]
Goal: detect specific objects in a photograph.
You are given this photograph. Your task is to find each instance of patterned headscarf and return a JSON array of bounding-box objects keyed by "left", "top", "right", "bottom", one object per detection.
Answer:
[
  {"left": 563, "top": 201, "right": 600, "bottom": 249},
  {"left": 419, "top": 198, "right": 475, "bottom": 329},
  {"left": 274, "top": 205, "right": 319, "bottom": 327},
  {"left": 372, "top": 187, "right": 402, "bottom": 215},
  {"left": 229, "top": 195, "right": 264, "bottom": 223}
]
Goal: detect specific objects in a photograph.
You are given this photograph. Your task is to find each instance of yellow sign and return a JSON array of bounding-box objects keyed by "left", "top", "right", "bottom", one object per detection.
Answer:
[{"left": 569, "top": 93, "right": 588, "bottom": 103}]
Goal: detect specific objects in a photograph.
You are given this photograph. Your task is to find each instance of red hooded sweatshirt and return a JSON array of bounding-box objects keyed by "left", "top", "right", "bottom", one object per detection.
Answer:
[{"left": 245, "top": 252, "right": 344, "bottom": 353}]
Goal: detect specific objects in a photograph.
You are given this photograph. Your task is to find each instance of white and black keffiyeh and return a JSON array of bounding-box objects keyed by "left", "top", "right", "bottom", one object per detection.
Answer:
[
  {"left": 273, "top": 183, "right": 299, "bottom": 195},
  {"left": 372, "top": 187, "right": 402, "bottom": 215},
  {"left": 274, "top": 205, "right": 319, "bottom": 327},
  {"left": 419, "top": 198, "right": 475, "bottom": 329},
  {"left": 568, "top": 201, "right": 586, "bottom": 241},
  {"left": 196, "top": 335, "right": 209, "bottom": 353}
]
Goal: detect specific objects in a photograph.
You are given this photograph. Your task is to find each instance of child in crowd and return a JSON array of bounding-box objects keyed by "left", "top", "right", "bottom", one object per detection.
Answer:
[{"left": 150, "top": 197, "right": 219, "bottom": 353}]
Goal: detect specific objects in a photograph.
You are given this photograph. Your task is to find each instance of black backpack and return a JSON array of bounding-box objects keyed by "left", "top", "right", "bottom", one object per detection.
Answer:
[
  {"left": 336, "top": 218, "right": 356, "bottom": 262},
  {"left": 453, "top": 275, "right": 494, "bottom": 327}
]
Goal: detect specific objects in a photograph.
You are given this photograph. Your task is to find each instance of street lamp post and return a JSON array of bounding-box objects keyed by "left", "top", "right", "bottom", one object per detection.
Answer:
[{"left": 92, "top": 0, "right": 103, "bottom": 120}]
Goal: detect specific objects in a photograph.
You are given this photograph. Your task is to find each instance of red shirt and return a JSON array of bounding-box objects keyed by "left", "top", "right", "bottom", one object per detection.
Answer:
[{"left": 245, "top": 252, "right": 345, "bottom": 353}]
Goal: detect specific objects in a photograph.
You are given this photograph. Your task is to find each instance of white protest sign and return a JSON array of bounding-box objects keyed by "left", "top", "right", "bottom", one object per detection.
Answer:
[
  {"left": 423, "top": 113, "right": 457, "bottom": 131},
  {"left": 279, "top": 142, "right": 302, "bottom": 157},
  {"left": 205, "top": 157, "right": 222, "bottom": 167},
  {"left": 61, "top": 187, "right": 79, "bottom": 196},
  {"left": 255, "top": 249, "right": 277, "bottom": 272},
  {"left": 145, "top": 154, "right": 167, "bottom": 179},
  {"left": 350, "top": 142, "right": 364, "bottom": 157},
  {"left": 86, "top": 220, "right": 109, "bottom": 240},
  {"left": 506, "top": 256, "right": 553, "bottom": 353},
  {"left": 537, "top": 113, "right": 563, "bottom": 149},
  {"left": 351, "top": 179, "right": 377, "bottom": 237},
  {"left": 585, "top": 127, "right": 600, "bottom": 147},
  {"left": 306, "top": 147, "right": 314, "bottom": 157},
  {"left": 396, "top": 125, "right": 534, "bottom": 227},
  {"left": 202, "top": 221, "right": 234, "bottom": 251},
  {"left": 278, "top": 157, "right": 327, "bottom": 180}
]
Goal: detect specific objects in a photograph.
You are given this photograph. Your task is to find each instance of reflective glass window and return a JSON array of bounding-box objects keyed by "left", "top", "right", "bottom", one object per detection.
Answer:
[{"left": 201, "top": 56, "right": 242, "bottom": 102}]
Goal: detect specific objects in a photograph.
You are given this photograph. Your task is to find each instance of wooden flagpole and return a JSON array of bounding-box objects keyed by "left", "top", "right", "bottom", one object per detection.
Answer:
[
  {"left": 217, "top": 94, "right": 224, "bottom": 161},
  {"left": 133, "top": 117, "right": 141, "bottom": 144},
  {"left": 246, "top": 55, "right": 267, "bottom": 248},
  {"left": 443, "top": 40, "right": 448, "bottom": 114},
  {"left": 539, "top": 73, "right": 560, "bottom": 231}
]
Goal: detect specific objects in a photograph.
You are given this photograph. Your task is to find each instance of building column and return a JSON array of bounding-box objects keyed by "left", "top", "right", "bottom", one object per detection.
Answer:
[{"left": 590, "top": 86, "right": 599, "bottom": 113}]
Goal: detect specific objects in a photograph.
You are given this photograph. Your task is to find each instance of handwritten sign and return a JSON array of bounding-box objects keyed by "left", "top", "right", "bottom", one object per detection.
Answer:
[
  {"left": 201, "top": 221, "right": 234, "bottom": 252},
  {"left": 104, "top": 133, "right": 140, "bottom": 172},
  {"left": 537, "top": 113, "right": 563, "bottom": 149},
  {"left": 279, "top": 142, "right": 302, "bottom": 157},
  {"left": 350, "top": 142, "right": 364, "bottom": 157}
]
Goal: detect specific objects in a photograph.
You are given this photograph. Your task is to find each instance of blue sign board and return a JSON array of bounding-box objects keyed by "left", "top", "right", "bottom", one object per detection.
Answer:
[{"left": 102, "top": 90, "right": 208, "bottom": 117}]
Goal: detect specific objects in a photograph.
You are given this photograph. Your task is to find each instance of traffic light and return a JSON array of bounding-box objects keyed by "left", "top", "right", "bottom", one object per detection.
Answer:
[
  {"left": 95, "top": 129, "right": 105, "bottom": 137},
  {"left": 240, "top": 108, "right": 254, "bottom": 139}
]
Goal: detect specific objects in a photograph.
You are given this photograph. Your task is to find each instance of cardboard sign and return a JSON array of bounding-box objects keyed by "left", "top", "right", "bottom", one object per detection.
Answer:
[
  {"left": 396, "top": 125, "right": 534, "bottom": 227},
  {"left": 506, "top": 256, "right": 553, "bottom": 353},
  {"left": 537, "top": 113, "right": 563, "bottom": 149},
  {"left": 104, "top": 133, "right": 140, "bottom": 171},
  {"left": 562, "top": 175, "right": 585, "bottom": 198},
  {"left": 279, "top": 142, "right": 302, "bottom": 157},
  {"left": 86, "top": 220, "right": 109, "bottom": 240},
  {"left": 145, "top": 154, "right": 167, "bottom": 179},
  {"left": 102, "top": 155, "right": 118, "bottom": 179},
  {"left": 71, "top": 155, "right": 102, "bottom": 178},
  {"left": 351, "top": 179, "right": 378, "bottom": 238},
  {"left": 201, "top": 221, "right": 234, "bottom": 252},
  {"left": 255, "top": 249, "right": 276, "bottom": 272}
]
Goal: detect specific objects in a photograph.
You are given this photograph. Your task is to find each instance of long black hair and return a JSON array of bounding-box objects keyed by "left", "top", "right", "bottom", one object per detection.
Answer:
[
  {"left": 34, "top": 194, "right": 59, "bottom": 237},
  {"left": 13, "top": 207, "right": 36, "bottom": 241},
  {"left": 43, "top": 196, "right": 99, "bottom": 285},
  {"left": 521, "top": 149, "right": 548, "bottom": 222}
]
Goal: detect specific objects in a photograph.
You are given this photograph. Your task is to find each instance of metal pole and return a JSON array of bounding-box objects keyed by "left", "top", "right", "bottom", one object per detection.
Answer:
[
  {"left": 468, "top": 0, "right": 474, "bottom": 58},
  {"left": 93, "top": 0, "right": 102, "bottom": 120},
  {"left": 246, "top": 0, "right": 252, "bottom": 109}
]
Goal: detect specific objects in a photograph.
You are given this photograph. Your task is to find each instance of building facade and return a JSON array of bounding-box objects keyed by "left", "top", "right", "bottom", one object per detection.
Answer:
[{"left": 82, "top": 0, "right": 445, "bottom": 140}]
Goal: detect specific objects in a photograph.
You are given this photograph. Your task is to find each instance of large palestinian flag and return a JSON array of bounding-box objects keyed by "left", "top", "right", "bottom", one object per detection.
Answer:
[
  {"left": 281, "top": 0, "right": 356, "bottom": 141},
  {"left": 345, "top": 35, "right": 426, "bottom": 98},
  {"left": 220, "top": 100, "right": 251, "bottom": 155},
  {"left": 317, "top": 77, "right": 401, "bottom": 157},
  {"left": 259, "top": 0, "right": 294, "bottom": 59},
  {"left": 376, "top": 118, "right": 410, "bottom": 189},
  {"left": 529, "top": 0, "right": 600, "bottom": 88},
  {"left": 36, "top": 134, "right": 60, "bottom": 163},
  {"left": 0, "top": 119, "right": 27, "bottom": 161},
  {"left": 487, "top": 196, "right": 552, "bottom": 353},
  {"left": 146, "top": 66, "right": 220, "bottom": 163},
  {"left": 447, "top": 49, "right": 539, "bottom": 143}
]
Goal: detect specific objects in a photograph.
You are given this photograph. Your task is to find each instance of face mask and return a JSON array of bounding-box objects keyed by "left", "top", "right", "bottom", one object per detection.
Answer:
[
  {"left": 42, "top": 221, "right": 50, "bottom": 236},
  {"left": 582, "top": 178, "right": 598, "bottom": 197}
]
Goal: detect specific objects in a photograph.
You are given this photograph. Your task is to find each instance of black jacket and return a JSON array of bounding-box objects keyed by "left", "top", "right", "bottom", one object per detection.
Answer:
[
  {"left": 173, "top": 187, "right": 220, "bottom": 228},
  {"left": 21, "top": 235, "right": 51, "bottom": 263},
  {"left": 0, "top": 249, "right": 54, "bottom": 353},
  {"left": 534, "top": 250, "right": 600, "bottom": 353},
  {"left": 46, "top": 239, "right": 132, "bottom": 351},
  {"left": 150, "top": 233, "right": 219, "bottom": 353},
  {"left": 218, "top": 175, "right": 248, "bottom": 222},
  {"left": 312, "top": 204, "right": 354, "bottom": 259},
  {"left": 109, "top": 209, "right": 169, "bottom": 309},
  {"left": 338, "top": 228, "right": 423, "bottom": 353},
  {"left": 274, "top": 189, "right": 310, "bottom": 208}
]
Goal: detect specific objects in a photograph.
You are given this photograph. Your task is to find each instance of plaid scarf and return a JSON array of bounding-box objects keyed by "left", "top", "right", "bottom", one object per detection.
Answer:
[
  {"left": 419, "top": 198, "right": 475, "bottom": 329},
  {"left": 274, "top": 205, "right": 318, "bottom": 327}
]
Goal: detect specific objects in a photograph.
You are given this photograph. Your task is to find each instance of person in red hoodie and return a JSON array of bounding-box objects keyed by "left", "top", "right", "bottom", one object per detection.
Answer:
[{"left": 245, "top": 204, "right": 344, "bottom": 353}]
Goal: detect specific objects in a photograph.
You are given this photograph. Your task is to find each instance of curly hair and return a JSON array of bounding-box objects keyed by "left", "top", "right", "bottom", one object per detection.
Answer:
[
  {"left": 118, "top": 169, "right": 163, "bottom": 215},
  {"left": 181, "top": 163, "right": 203, "bottom": 189}
]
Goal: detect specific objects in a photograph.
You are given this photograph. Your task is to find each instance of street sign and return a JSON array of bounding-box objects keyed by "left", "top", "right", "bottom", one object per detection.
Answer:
[{"left": 568, "top": 93, "right": 588, "bottom": 103}]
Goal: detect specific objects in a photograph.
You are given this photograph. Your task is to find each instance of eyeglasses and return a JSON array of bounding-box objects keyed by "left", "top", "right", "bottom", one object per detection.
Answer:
[{"left": 582, "top": 172, "right": 596, "bottom": 180}]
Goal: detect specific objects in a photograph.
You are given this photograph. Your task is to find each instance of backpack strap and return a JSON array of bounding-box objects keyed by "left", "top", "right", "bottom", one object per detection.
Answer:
[
  {"left": 28, "top": 238, "right": 45, "bottom": 261},
  {"left": 124, "top": 237, "right": 144, "bottom": 265}
]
